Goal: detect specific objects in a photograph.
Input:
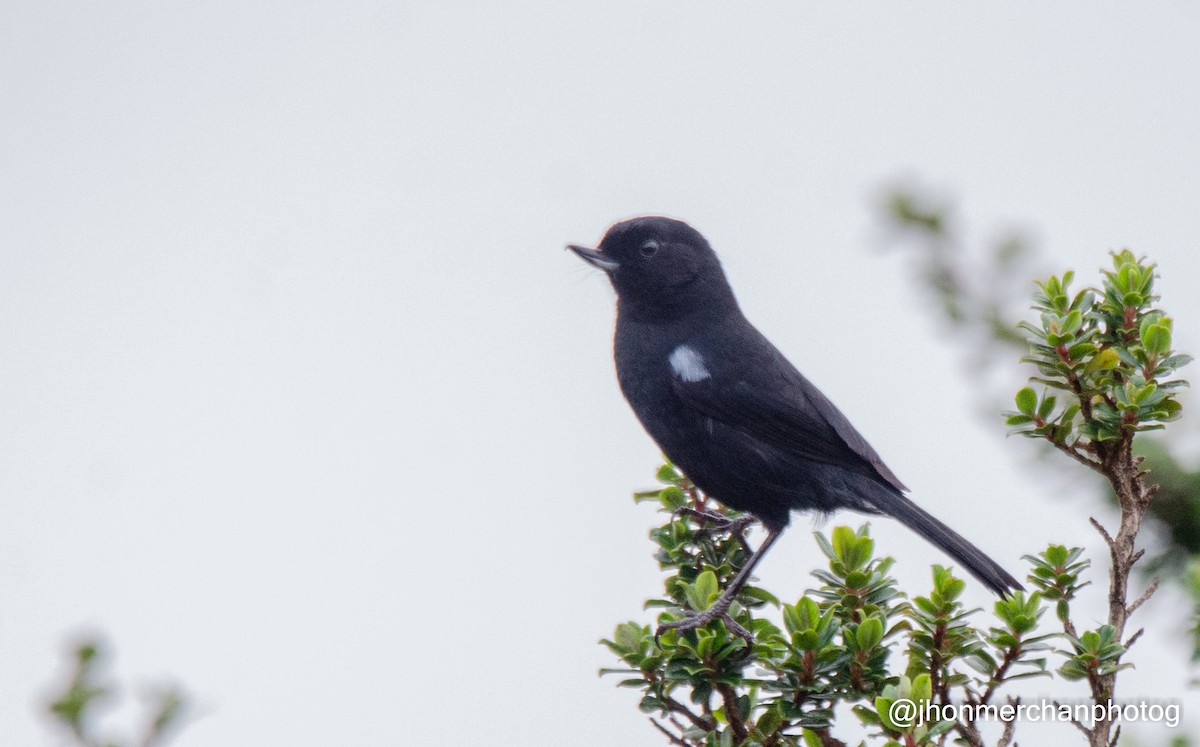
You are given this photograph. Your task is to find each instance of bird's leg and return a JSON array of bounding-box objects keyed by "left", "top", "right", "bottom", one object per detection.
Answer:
[
  {"left": 720, "top": 515, "right": 756, "bottom": 556},
  {"left": 656, "top": 526, "right": 783, "bottom": 642}
]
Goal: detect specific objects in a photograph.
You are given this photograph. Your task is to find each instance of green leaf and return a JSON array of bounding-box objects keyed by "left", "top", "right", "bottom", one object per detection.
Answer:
[
  {"left": 856, "top": 616, "right": 884, "bottom": 650},
  {"left": 1142, "top": 320, "right": 1173, "bottom": 357},
  {"left": 614, "top": 622, "right": 643, "bottom": 653},
  {"left": 657, "top": 486, "right": 686, "bottom": 510},
  {"left": 739, "top": 585, "right": 780, "bottom": 607},
  {"left": 1086, "top": 347, "right": 1120, "bottom": 372},
  {"left": 1015, "top": 387, "right": 1037, "bottom": 415},
  {"left": 1059, "top": 403, "right": 1080, "bottom": 424},
  {"left": 875, "top": 696, "right": 900, "bottom": 731},
  {"left": 1061, "top": 309, "right": 1083, "bottom": 335},
  {"left": 1066, "top": 342, "right": 1096, "bottom": 360},
  {"left": 638, "top": 694, "right": 663, "bottom": 713},
  {"left": 1037, "top": 395, "right": 1057, "bottom": 420},
  {"left": 911, "top": 673, "right": 933, "bottom": 702},
  {"left": 756, "top": 705, "right": 783, "bottom": 736},
  {"left": 801, "top": 729, "right": 824, "bottom": 747},
  {"left": 831, "top": 525, "right": 857, "bottom": 561},
  {"left": 689, "top": 570, "right": 719, "bottom": 610}
]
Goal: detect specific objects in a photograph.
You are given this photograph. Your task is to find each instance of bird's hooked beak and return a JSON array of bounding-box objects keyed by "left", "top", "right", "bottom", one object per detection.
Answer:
[{"left": 566, "top": 244, "right": 619, "bottom": 273}]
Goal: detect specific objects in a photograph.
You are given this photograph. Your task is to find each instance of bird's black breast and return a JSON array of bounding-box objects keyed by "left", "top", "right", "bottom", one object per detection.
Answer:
[{"left": 613, "top": 317, "right": 690, "bottom": 452}]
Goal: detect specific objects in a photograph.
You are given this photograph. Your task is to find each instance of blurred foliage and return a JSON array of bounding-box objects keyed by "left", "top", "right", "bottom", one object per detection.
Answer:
[
  {"left": 883, "top": 192, "right": 1033, "bottom": 373},
  {"left": 1190, "top": 559, "right": 1200, "bottom": 682},
  {"left": 1138, "top": 440, "right": 1200, "bottom": 573},
  {"left": 47, "top": 639, "right": 186, "bottom": 747}
]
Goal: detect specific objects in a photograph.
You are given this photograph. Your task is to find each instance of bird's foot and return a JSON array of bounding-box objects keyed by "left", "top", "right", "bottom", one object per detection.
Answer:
[
  {"left": 678, "top": 510, "right": 755, "bottom": 556},
  {"left": 655, "top": 525, "right": 782, "bottom": 654},
  {"left": 655, "top": 603, "right": 755, "bottom": 650},
  {"left": 679, "top": 508, "right": 755, "bottom": 536}
]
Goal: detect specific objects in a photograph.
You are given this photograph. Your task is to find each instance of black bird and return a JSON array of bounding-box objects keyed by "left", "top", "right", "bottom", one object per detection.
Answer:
[{"left": 568, "top": 216, "right": 1022, "bottom": 633}]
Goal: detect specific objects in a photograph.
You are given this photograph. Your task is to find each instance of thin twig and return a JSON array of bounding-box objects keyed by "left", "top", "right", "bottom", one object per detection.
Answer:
[
  {"left": 995, "top": 701, "right": 1018, "bottom": 747},
  {"left": 955, "top": 720, "right": 984, "bottom": 747},
  {"left": 1053, "top": 701, "right": 1092, "bottom": 738},
  {"left": 1088, "top": 517, "right": 1115, "bottom": 550},
  {"left": 1125, "top": 578, "right": 1160, "bottom": 617},
  {"left": 1054, "top": 443, "right": 1105, "bottom": 472},
  {"left": 649, "top": 718, "right": 692, "bottom": 747},
  {"left": 663, "top": 694, "right": 715, "bottom": 731},
  {"left": 1125, "top": 628, "right": 1145, "bottom": 649},
  {"left": 979, "top": 642, "right": 1020, "bottom": 705}
]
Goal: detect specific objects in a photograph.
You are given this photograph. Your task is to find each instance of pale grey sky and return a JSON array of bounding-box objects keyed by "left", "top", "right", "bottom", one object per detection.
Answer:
[{"left": 2, "top": 2, "right": 1199, "bottom": 745}]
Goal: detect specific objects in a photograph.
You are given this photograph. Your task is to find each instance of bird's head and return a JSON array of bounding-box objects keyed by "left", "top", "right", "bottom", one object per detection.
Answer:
[{"left": 567, "top": 216, "right": 737, "bottom": 318}]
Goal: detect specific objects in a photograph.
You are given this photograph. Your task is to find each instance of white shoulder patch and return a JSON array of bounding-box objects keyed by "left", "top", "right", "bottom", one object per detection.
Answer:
[{"left": 669, "top": 344, "right": 711, "bottom": 383}]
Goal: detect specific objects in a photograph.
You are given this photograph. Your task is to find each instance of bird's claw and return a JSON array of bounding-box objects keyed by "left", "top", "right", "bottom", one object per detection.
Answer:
[
  {"left": 678, "top": 508, "right": 755, "bottom": 535},
  {"left": 654, "top": 609, "right": 755, "bottom": 651}
]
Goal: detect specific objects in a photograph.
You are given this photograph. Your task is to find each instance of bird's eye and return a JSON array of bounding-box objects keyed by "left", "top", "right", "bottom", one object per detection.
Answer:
[{"left": 639, "top": 240, "right": 660, "bottom": 257}]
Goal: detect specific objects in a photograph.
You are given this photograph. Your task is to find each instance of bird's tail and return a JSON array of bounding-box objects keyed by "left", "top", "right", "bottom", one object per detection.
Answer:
[{"left": 882, "top": 495, "right": 1023, "bottom": 596}]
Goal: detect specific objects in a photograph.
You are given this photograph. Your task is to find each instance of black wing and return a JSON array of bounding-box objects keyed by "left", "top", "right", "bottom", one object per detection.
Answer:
[{"left": 670, "top": 332, "right": 908, "bottom": 493}]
